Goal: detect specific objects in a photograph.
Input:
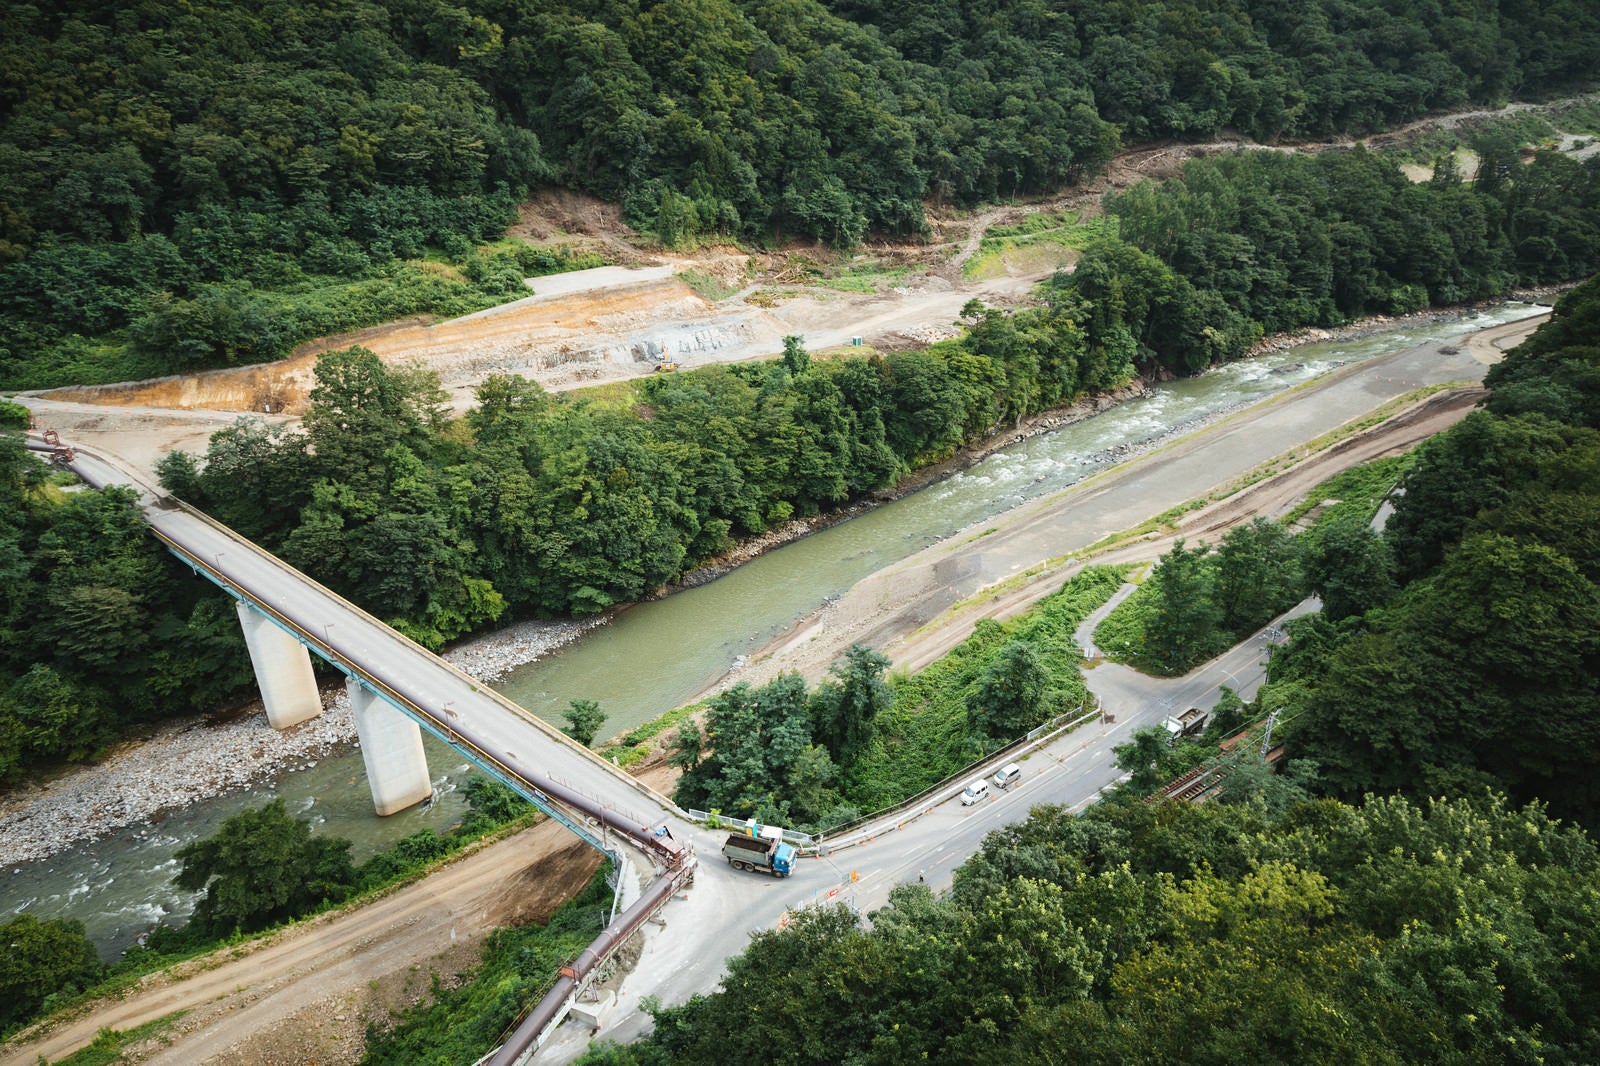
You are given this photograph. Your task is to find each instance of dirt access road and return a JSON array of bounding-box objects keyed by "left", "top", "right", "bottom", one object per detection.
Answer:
[
  {"left": 2, "top": 310, "right": 1546, "bottom": 1066},
  {"left": 723, "top": 311, "right": 1544, "bottom": 691},
  {"left": 1, "top": 821, "right": 604, "bottom": 1066}
]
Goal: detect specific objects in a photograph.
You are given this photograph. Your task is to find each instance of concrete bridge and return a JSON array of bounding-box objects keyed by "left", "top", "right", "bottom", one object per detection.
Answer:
[
  {"left": 59, "top": 445, "right": 685, "bottom": 838},
  {"left": 44, "top": 439, "right": 694, "bottom": 1063},
  {"left": 18, "top": 427, "right": 1298, "bottom": 1066}
]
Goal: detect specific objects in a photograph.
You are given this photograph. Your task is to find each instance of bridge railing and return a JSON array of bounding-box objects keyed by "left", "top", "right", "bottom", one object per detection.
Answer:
[
  {"left": 147, "top": 480, "right": 683, "bottom": 813},
  {"left": 478, "top": 857, "right": 696, "bottom": 1066}
]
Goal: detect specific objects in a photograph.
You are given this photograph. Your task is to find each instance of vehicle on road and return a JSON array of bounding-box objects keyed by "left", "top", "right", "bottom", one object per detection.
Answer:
[
  {"left": 993, "top": 763, "right": 1022, "bottom": 790},
  {"left": 960, "top": 778, "right": 989, "bottom": 805},
  {"left": 721, "top": 825, "right": 796, "bottom": 877}
]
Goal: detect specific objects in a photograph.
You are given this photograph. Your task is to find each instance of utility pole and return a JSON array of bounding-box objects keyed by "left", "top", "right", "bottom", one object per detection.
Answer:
[{"left": 1260, "top": 709, "right": 1280, "bottom": 758}]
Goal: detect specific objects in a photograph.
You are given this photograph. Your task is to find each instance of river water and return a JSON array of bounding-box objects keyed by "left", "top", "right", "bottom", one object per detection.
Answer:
[{"left": 2, "top": 304, "right": 1544, "bottom": 959}]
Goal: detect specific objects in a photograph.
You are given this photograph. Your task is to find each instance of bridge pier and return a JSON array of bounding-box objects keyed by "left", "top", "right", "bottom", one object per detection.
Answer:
[
  {"left": 348, "top": 678, "right": 433, "bottom": 816},
  {"left": 235, "top": 601, "right": 322, "bottom": 728}
]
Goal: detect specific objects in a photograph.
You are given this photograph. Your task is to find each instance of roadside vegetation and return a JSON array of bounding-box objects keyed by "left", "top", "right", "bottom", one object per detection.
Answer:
[
  {"left": 584, "top": 791, "right": 1600, "bottom": 1065},
  {"left": 1093, "top": 518, "right": 1306, "bottom": 675},
  {"left": 360, "top": 866, "right": 614, "bottom": 1065},
  {"left": 1092, "top": 450, "right": 1412, "bottom": 676},
  {"left": 572, "top": 280, "right": 1600, "bottom": 1066},
  {"left": 843, "top": 565, "right": 1125, "bottom": 811},
  {"left": 669, "top": 565, "right": 1125, "bottom": 832}
]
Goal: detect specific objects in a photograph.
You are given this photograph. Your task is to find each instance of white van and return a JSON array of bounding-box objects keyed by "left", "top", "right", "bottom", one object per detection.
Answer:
[
  {"left": 960, "top": 778, "right": 989, "bottom": 805},
  {"left": 993, "top": 763, "right": 1022, "bottom": 790}
]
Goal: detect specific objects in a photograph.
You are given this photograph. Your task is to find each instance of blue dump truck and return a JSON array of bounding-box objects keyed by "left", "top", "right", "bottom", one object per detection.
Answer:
[{"left": 721, "top": 823, "right": 797, "bottom": 877}]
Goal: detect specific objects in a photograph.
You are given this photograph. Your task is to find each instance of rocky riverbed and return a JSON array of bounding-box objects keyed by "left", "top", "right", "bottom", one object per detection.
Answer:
[{"left": 0, "top": 618, "right": 598, "bottom": 867}]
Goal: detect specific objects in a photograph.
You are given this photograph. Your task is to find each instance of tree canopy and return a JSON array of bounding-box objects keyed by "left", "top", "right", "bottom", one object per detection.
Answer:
[
  {"left": 5, "top": 0, "right": 1596, "bottom": 387},
  {"left": 0, "top": 914, "right": 101, "bottom": 1033},
  {"left": 0, "top": 444, "right": 257, "bottom": 782},
  {"left": 1272, "top": 275, "right": 1600, "bottom": 827},
  {"left": 173, "top": 798, "right": 358, "bottom": 935},
  {"left": 584, "top": 791, "right": 1600, "bottom": 1065},
  {"left": 1071, "top": 146, "right": 1600, "bottom": 377}
]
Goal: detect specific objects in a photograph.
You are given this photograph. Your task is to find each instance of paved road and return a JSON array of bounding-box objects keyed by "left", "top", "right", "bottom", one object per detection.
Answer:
[{"left": 548, "top": 596, "right": 1305, "bottom": 1059}]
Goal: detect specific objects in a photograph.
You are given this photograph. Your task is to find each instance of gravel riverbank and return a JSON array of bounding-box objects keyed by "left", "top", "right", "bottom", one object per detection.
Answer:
[{"left": 0, "top": 618, "right": 598, "bottom": 868}]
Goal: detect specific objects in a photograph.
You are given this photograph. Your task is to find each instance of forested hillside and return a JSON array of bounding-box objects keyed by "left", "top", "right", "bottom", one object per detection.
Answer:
[
  {"left": 1070, "top": 146, "right": 1600, "bottom": 374},
  {"left": 0, "top": 410, "right": 254, "bottom": 781},
  {"left": 581, "top": 793, "right": 1600, "bottom": 1064},
  {"left": 1080, "top": 275, "right": 1600, "bottom": 826},
  {"left": 4, "top": 0, "right": 1597, "bottom": 387},
  {"left": 1272, "top": 275, "right": 1600, "bottom": 826}
]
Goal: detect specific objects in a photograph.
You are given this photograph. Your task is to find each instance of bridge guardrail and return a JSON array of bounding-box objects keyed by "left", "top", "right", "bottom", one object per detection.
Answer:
[
  {"left": 480, "top": 858, "right": 696, "bottom": 1066},
  {"left": 65, "top": 442, "right": 696, "bottom": 859}
]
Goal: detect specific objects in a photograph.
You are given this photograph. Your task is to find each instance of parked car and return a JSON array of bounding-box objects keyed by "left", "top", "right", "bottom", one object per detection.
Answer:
[{"left": 993, "top": 763, "right": 1022, "bottom": 789}]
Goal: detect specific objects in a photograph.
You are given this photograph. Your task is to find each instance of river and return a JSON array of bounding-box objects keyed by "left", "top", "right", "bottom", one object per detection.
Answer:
[{"left": 1, "top": 303, "right": 1545, "bottom": 959}]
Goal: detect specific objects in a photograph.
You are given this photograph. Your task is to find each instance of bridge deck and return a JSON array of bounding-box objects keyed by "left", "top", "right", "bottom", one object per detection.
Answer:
[{"left": 65, "top": 447, "right": 685, "bottom": 864}]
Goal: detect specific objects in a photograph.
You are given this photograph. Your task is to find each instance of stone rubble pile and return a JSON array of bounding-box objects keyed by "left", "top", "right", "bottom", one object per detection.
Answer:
[{"left": 0, "top": 618, "right": 599, "bottom": 868}]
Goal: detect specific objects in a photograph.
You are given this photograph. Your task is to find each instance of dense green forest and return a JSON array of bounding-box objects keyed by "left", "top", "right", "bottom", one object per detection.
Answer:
[
  {"left": 581, "top": 792, "right": 1600, "bottom": 1065},
  {"left": 1270, "top": 275, "right": 1600, "bottom": 826},
  {"left": 0, "top": 425, "right": 255, "bottom": 781},
  {"left": 1073, "top": 144, "right": 1600, "bottom": 373},
  {"left": 4, "top": 0, "right": 1598, "bottom": 387}
]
